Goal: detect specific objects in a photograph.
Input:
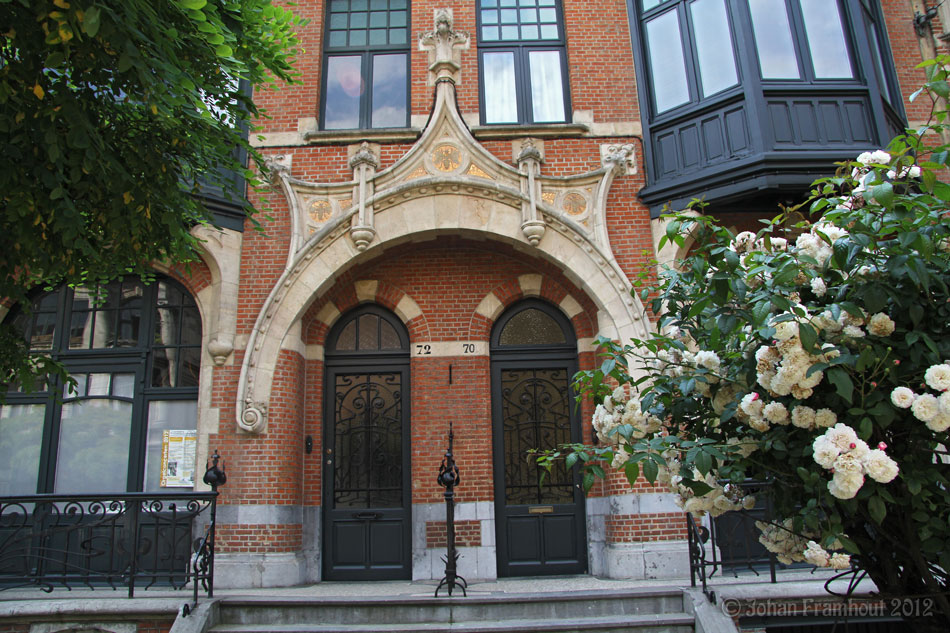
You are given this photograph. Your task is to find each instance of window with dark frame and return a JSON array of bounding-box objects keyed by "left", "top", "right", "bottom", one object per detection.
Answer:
[
  {"left": 640, "top": 0, "right": 741, "bottom": 116},
  {"left": 321, "top": 0, "right": 410, "bottom": 130},
  {"left": 0, "top": 276, "right": 201, "bottom": 496},
  {"left": 476, "top": 0, "right": 570, "bottom": 125},
  {"left": 639, "top": 0, "right": 864, "bottom": 118}
]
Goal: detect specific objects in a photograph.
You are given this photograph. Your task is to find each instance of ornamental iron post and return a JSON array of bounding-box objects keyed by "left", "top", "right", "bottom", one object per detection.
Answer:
[
  {"left": 184, "top": 450, "right": 227, "bottom": 616},
  {"left": 435, "top": 422, "right": 467, "bottom": 597},
  {"left": 201, "top": 449, "right": 226, "bottom": 598}
]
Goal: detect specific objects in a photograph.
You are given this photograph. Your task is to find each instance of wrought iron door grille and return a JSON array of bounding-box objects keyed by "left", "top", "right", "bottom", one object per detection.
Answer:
[
  {"left": 500, "top": 368, "right": 573, "bottom": 505},
  {"left": 333, "top": 373, "right": 403, "bottom": 509}
]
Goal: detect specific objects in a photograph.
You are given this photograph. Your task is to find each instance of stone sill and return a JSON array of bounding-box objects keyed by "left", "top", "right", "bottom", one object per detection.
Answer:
[
  {"left": 471, "top": 123, "right": 590, "bottom": 140},
  {"left": 303, "top": 128, "right": 422, "bottom": 144}
]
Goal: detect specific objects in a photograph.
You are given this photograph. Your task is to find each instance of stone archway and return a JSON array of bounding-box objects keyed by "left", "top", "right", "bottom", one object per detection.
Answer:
[{"left": 235, "top": 194, "right": 651, "bottom": 434}]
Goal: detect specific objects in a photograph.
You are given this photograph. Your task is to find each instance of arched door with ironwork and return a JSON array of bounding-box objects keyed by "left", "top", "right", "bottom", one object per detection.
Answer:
[
  {"left": 323, "top": 305, "right": 411, "bottom": 580},
  {"left": 490, "top": 299, "right": 587, "bottom": 576}
]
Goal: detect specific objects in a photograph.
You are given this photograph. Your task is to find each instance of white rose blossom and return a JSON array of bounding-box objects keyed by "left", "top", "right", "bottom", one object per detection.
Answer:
[
  {"left": 924, "top": 364, "right": 950, "bottom": 391},
  {"left": 763, "top": 401, "right": 789, "bottom": 425},
  {"left": 856, "top": 149, "right": 891, "bottom": 165},
  {"left": 813, "top": 424, "right": 899, "bottom": 498},
  {"left": 890, "top": 387, "right": 915, "bottom": 409},
  {"left": 867, "top": 313, "right": 895, "bottom": 337},
  {"left": 911, "top": 393, "right": 940, "bottom": 422},
  {"left": 863, "top": 449, "right": 899, "bottom": 483}
]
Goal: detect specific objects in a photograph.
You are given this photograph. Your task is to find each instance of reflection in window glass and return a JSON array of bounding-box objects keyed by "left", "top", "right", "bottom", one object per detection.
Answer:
[
  {"left": 646, "top": 10, "right": 690, "bottom": 113},
  {"left": 499, "top": 308, "right": 566, "bottom": 345},
  {"left": 867, "top": 16, "right": 892, "bottom": 102},
  {"left": 113, "top": 373, "right": 135, "bottom": 398},
  {"left": 143, "top": 400, "right": 198, "bottom": 492},
  {"left": 748, "top": 0, "right": 800, "bottom": 79},
  {"left": 484, "top": 52, "right": 519, "bottom": 123},
  {"left": 529, "top": 50, "right": 565, "bottom": 122},
  {"left": 55, "top": 399, "right": 132, "bottom": 493},
  {"left": 372, "top": 54, "right": 408, "bottom": 127},
  {"left": 68, "top": 283, "right": 142, "bottom": 349},
  {"left": 799, "top": 0, "right": 852, "bottom": 79},
  {"left": 691, "top": 0, "right": 738, "bottom": 97},
  {"left": 0, "top": 404, "right": 44, "bottom": 495},
  {"left": 325, "top": 56, "right": 363, "bottom": 129}
]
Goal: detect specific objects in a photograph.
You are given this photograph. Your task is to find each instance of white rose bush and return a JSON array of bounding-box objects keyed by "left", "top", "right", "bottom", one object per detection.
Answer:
[{"left": 539, "top": 62, "right": 950, "bottom": 628}]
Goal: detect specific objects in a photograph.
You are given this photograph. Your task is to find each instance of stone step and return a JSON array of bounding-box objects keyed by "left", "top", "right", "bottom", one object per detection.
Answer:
[
  {"left": 209, "top": 588, "right": 693, "bottom": 633},
  {"left": 210, "top": 612, "right": 694, "bottom": 633}
]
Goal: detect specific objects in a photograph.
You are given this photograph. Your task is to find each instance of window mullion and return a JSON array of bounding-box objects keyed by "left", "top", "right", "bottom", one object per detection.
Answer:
[
  {"left": 785, "top": 0, "right": 812, "bottom": 81},
  {"left": 362, "top": 53, "right": 373, "bottom": 129},
  {"left": 681, "top": 2, "right": 701, "bottom": 103},
  {"left": 517, "top": 47, "right": 531, "bottom": 124}
]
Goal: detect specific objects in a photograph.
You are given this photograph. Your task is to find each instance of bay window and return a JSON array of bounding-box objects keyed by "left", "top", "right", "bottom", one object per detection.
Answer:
[
  {"left": 629, "top": 0, "right": 903, "bottom": 215},
  {"left": 477, "top": 0, "right": 570, "bottom": 125}
]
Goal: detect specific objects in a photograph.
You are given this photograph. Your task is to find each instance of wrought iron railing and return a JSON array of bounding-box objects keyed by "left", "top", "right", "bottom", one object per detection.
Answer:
[
  {"left": 0, "top": 491, "right": 216, "bottom": 597},
  {"left": 687, "top": 480, "right": 807, "bottom": 601},
  {"left": 0, "top": 451, "right": 226, "bottom": 613}
]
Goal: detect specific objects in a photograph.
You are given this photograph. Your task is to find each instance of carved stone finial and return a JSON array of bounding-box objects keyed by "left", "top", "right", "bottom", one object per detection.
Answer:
[
  {"left": 521, "top": 220, "right": 546, "bottom": 246},
  {"left": 239, "top": 401, "right": 267, "bottom": 433},
  {"left": 517, "top": 139, "right": 543, "bottom": 165},
  {"left": 419, "top": 9, "right": 470, "bottom": 83},
  {"left": 350, "top": 225, "right": 377, "bottom": 251},
  {"left": 349, "top": 142, "right": 379, "bottom": 170},
  {"left": 600, "top": 143, "right": 637, "bottom": 175}
]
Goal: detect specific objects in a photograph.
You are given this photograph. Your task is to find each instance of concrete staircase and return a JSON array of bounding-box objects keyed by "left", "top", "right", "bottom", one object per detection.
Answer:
[{"left": 206, "top": 588, "right": 695, "bottom": 633}]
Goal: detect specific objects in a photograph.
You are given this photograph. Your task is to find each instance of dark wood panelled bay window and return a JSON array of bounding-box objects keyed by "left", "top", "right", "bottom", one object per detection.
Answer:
[{"left": 630, "top": 0, "right": 904, "bottom": 215}]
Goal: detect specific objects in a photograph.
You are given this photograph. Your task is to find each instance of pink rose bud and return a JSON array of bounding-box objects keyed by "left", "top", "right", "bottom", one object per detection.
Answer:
[
  {"left": 894, "top": 360, "right": 900, "bottom": 365},
  {"left": 870, "top": 381, "right": 877, "bottom": 388},
  {"left": 751, "top": 393, "right": 760, "bottom": 401},
  {"left": 878, "top": 442, "right": 887, "bottom": 450},
  {"left": 849, "top": 443, "right": 856, "bottom": 449}
]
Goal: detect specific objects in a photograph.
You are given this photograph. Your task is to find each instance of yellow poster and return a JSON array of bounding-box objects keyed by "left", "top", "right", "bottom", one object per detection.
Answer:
[{"left": 160, "top": 430, "right": 198, "bottom": 487}]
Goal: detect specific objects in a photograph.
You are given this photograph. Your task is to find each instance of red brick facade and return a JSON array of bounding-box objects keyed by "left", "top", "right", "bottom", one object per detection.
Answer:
[
  {"left": 178, "top": 0, "right": 939, "bottom": 588},
  {"left": 2, "top": 0, "right": 933, "bottom": 591}
]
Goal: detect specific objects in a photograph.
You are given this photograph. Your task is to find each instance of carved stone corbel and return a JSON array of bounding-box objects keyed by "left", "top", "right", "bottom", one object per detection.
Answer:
[
  {"left": 263, "top": 153, "right": 293, "bottom": 183},
  {"left": 517, "top": 139, "right": 545, "bottom": 246},
  {"left": 208, "top": 336, "right": 233, "bottom": 366},
  {"left": 349, "top": 142, "right": 379, "bottom": 251},
  {"left": 419, "top": 9, "right": 470, "bottom": 84},
  {"left": 600, "top": 143, "right": 637, "bottom": 176}
]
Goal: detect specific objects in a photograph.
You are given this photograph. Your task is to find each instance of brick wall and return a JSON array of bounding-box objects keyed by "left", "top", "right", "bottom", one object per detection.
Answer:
[
  {"left": 205, "top": 0, "right": 950, "bottom": 566},
  {"left": 426, "top": 519, "right": 482, "bottom": 547}
]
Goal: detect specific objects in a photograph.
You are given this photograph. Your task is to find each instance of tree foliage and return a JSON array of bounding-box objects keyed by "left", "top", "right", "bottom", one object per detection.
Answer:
[
  {"left": 0, "top": 0, "right": 304, "bottom": 390},
  {"left": 540, "top": 59, "right": 950, "bottom": 630}
]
